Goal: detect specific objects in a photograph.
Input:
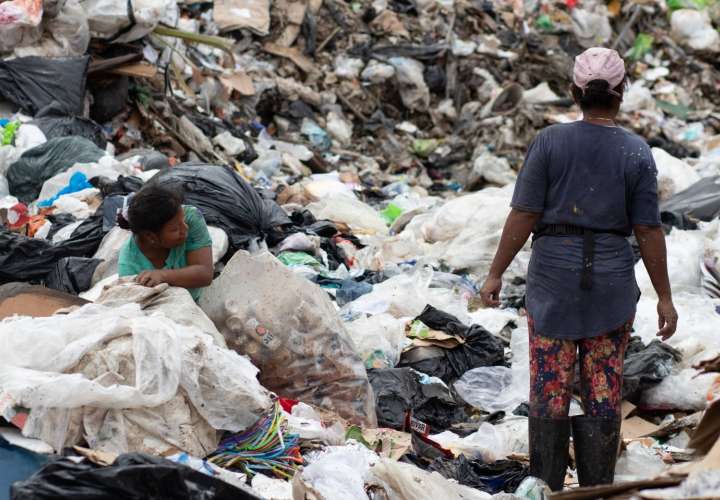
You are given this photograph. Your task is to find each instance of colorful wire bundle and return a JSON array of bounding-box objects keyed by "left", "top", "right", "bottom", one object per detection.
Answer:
[{"left": 207, "top": 402, "right": 303, "bottom": 479}]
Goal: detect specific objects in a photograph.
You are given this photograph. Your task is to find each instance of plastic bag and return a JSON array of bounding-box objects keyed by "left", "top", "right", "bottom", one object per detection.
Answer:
[
  {"left": 84, "top": 0, "right": 179, "bottom": 42},
  {"left": 297, "top": 444, "right": 377, "bottom": 500},
  {"left": 623, "top": 337, "right": 682, "bottom": 402},
  {"left": 653, "top": 147, "right": 700, "bottom": 202},
  {"left": 635, "top": 228, "right": 704, "bottom": 297},
  {"left": 614, "top": 442, "right": 668, "bottom": 482},
  {"left": 200, "top": 250, "right": 377, "bottom": 427},
  {"left": 307, "top": 194, "right": 388, "bottom": 236},
  {"left": 0, "top": 301, "right": 271, "bottom": 453},
  {"left": 671, "top": 9, "right": 720, "bottom": 52},
  {"left": 661, "top": 176, "right": 720, "bottom": 229},
  {"left": 8, "top": 136, "right": 105, "bottom": 203},
  {"left": 345, "top": 313, "right": 408, "bottom": 369},
  {"left": 45, "top": 256, "right": 102, "bottom": 295},
  {"left": 368, "top": 367, "right": 468, "bottom": 432},
  {"left": 389, "top": 57, "right": 430, "bottom": 112},
  {"left": 152, "top": 163, "right": 290, "bottom": 252},
  {"left": 0, "top": 56, "right": 89, "bottom": 116},
  {"left": 0, "top": 0, "right": 43, "bottom": 53},
  {"left": 454, "top": 366, "right": 525, "bottom": 413},
  {"left": 0, "top": 212, "right": 104, "bottom": 283},
  {"left": 341, "top": 267, "right": 433, "bottom": 318},
  {"left": 640, "top": 368, "right": 717, "bottom": 411},
  {"left": 32, "top": 103, "right": 106, "bottom": 148},
  {"left": 13, "top": 0, "right": 90, "bottom": 57},
  {"left": 11, "top": 453, "right": 263, "bottom": 500},
  {"left": 427, "top": 455, "right": 529, "bottom": 494},
  {"left": 368, "top": 458, "right": 491, "bottom": 500},
  {"left": 399, "top": 305, "right": 505, "bottom": 383}
]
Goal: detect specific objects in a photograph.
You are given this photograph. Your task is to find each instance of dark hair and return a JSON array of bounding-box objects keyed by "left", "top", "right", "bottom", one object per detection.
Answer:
[
  {"left": 571, "top": 78, "right": 625, "bottom": 111},
  {"left": 117, "top": 184, "right": 182, "bottom": 234}
]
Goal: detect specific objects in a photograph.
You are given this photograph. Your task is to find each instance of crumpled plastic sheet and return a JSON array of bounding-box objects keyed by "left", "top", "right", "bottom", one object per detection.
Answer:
[{"left": 0, "top": 301, "right": 271, "bottom": 454}]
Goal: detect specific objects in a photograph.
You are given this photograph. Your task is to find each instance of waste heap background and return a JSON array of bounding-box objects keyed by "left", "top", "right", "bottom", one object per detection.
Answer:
[{"left": 3, "top": 0, "right": 720, "bottom": 498}]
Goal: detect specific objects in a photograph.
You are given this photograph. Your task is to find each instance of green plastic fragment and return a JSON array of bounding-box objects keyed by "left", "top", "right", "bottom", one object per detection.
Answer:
[
  {"left": 411, "top": 138, "right": 440, "bottom": 158},
  {"left": 381, "top": 203, "right": 403, "bottom": 224},
  {"left": 629, "top": 33, "right": 654, "bottom": 61},
  {"left": 1, "top": 121, "right": 20, "bottom": 146}
]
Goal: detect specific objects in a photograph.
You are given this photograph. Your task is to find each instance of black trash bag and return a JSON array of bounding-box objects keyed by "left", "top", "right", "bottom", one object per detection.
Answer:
[
  {"left": 0, "top": 212, "right": 104, "bottom": 284},
  {"left": 151, "top": 163, "right": 291, "bottom": 252},
  {"left": 398, "top": 305, "right": 506, "bottom": 383},
  {"left": 116, "top": 149, "right": 171, "bottom": 171},
  {"left": 7, "top": 137, "right": 105, "bottom": 203},
  {"left": 0, "top": 56, "right": 89, "bottom": 116},
  {"left": 368, "top": 367, "right": 469, "bottom": 432},
  {"left": 32, "top": 102, "right": 107, "bottom": 149},
  {"left": 623, "top": 337, "right": 682, "bottom": 402},
  {"left": 45, "top": 257, "right": 102, "bottom": 295},
  {"left": 428, "top": 455, "right": 529, "bottom": 494},
  {"left": 660, "top": 176, "right": 720, "bottom": 230},
  {"left": 11, "top": 453, "right": 262, "bottom": 500},
  {"left": 45, "top": 213, "right": 78, "bottom": 240}
]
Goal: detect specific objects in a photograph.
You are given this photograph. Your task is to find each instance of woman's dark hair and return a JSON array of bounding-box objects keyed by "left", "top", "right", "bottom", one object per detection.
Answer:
[
  {"left": 117, "top": 184, "right": 183, "bottom": 234},
  {"left": 571, "top": 78, "right": 626, "bottom": 111}
]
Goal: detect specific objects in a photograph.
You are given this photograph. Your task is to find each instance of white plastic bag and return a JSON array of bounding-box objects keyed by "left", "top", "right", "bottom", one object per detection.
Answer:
[
  {"left": 84, "top": 0, "right": 178, "bottom": 42},
  {"left": 640, "top": 368, "right": 716, "bottom": 411},
  {"left": 454, "top": 366, "right": 526, "bottom": 414},
  {"left": 298, "top": 444, "right": 377, "bottom": 500},
  {"left": 389, "top": 57, "right": 430, "bottom": 112},
  {"left": 653, "top": 148, "right": 701, "bottom": 202},
  {"left": 0, "top": 0, "right": 43, "bottom": 52},
  {"left": 614, "top": 441, "right": 668, "bottom": 482},
  {"left": 671, "top": 9, "right": 720, "bottom": 52},
  {"left": 0, "top": 302, "right": 271, "bottom": 453},
  {"left": 345, "top": 313, "right": 408, "bottom": 369},
  {"left": 368, "top": 458, "right": 491, "bottom": 499},
  {"left": 307, "top": 194, "right": 388, "bottom": 236}
]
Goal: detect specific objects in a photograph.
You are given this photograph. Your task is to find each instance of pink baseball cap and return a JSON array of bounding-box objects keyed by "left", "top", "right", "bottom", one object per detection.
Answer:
[{"left": 573, "top": 47, "right": 626, "bottom": 96}]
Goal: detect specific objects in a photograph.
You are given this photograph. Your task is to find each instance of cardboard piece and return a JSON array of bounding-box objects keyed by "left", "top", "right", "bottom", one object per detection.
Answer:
[
  {"left": 109, "top": 63, "right": 158, "bottom": 78},
  {"left": 549, "top": 477, "right": 683, "bottom": 500},
  {"left": 263, "top": 43, "right": 318, "bottom": 74},
  {"left": 274, "top": 0, "right": 308, "bottom": 47},
  {"left": 73, "top": 446, "right": 118, "bottom": 466},
  {"left": 0, "top": 283, "right": 88, "bottom": 320},
  {"left": 688, "top": 398, "right": 720, "bottom": 455},
  {"left": 214, "top": 0, "right": 271, "bottom": 35},
  {"left": 623, "top": 417, "right": 661, "bottom": 440},
  {"left": 219, "top": 72, "right": 256, "bottom": 96}
]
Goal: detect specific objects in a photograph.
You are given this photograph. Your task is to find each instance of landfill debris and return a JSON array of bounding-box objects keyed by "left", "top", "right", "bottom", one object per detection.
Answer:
[{"left": 1, "top": 0, "right": 720, "bottom": 497}]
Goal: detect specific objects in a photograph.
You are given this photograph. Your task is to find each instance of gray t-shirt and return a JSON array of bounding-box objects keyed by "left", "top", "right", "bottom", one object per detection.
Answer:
[{"left": 511, "top": 121, "right": 661, "bottom": 339}]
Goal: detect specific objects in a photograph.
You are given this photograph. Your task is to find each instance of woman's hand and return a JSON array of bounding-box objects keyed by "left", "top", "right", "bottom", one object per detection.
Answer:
[
  {"left": 136, "top": 270, "right": 168, "bottom": 288},
  {"left": 480, "top": 276, "right": 503, "bottom": 308},
  {"left": 657, "top": 298, "right": 678, "bottom": 341}
]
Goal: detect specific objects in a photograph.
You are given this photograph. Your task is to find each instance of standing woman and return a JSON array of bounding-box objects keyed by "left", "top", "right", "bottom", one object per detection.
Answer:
[{"left": 480, "top": 48, "right": 678, "bottom": 490}]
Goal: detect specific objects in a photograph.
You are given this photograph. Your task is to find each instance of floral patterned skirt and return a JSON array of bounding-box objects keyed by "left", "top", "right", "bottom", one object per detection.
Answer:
[{"left": 528, "top": 316, "right": 634, "bottom": 419}]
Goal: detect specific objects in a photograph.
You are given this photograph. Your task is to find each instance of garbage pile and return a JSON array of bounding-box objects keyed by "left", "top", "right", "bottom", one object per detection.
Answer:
[{"left": 2, "top": 0, "right": 720, "bottom": 498}]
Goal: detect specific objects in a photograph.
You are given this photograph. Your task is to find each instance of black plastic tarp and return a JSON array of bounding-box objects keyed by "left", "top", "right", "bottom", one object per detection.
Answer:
[
  {"left": 150, "top": 163, "right": 291, "bottom": 252},
  {"left": 7, "top": 137, "right": 105, "bottom": 203},
  {"left": 0, "top": 213, "right": 104, "bottom": 284},
  {"left": 398, "top": 305, "right": 506, "bottom": 383},
  {"left": 0, "top": 56, "right": 89, "bottom": 116},
  {"left": 11, "top": 453, "right": 263, "bottom": 500},
  {"left": 660, "top": 176, "right": 720, "bottom": 229}
]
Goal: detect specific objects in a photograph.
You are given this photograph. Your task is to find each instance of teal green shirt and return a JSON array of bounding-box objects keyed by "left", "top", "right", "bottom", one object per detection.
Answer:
[{"left": 118, "top": 205, "right": 213, "bottom": 301}]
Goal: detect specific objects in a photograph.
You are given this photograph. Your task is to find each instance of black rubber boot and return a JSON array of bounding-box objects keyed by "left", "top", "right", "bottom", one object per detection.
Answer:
[
  {"left": 529, "top": 416, "right": 571, "bottom": 491},
  {"left": 572, "top": 415, "right": 622, "bottom": 487}
]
